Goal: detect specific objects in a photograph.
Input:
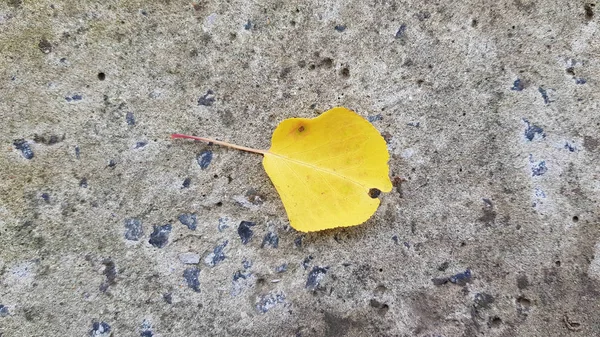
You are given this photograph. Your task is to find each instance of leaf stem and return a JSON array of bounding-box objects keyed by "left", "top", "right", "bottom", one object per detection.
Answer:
[{"left": 171, "top": 134, "right": 267, "bottom": 155}]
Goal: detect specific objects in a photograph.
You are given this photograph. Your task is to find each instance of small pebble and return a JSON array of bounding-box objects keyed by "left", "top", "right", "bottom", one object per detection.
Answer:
[
  {"left": 306, "top": 266, "right": 328, "bottom": 290},
  {"left": 124, "top": 218, "right": 143, "bottom": 241},
  {"left": 183, "top": 267, "right": 201, "bottom": 292},
  {"left": 395, "top": 24, "right": 407, "bottom": 38},
  {"left": 511, "top": 79, "right": 525, "bottom": 91},
  {"left": 238, "top": 221, "right": 255, "bottom": 245},
  {"left": 204, "top": 240, "right": 228, "bottom": 267},
  {"left": 0, "top": 305, "right": 9, "bottom": 317},
  {"left": 179, "top": 252, "right": 200, "bottom": 264},
  {"left": 275, "top": 263, "right": 287, "bottom": 273},
  {"left": 126, "top": 111, "right": 135, "bottom": 125},
  {"left": 532, "top": 161, "right": 547, "bottom": 176},
  {"left": 256, "top": 292, "right": 286, "bottom": 313},
  {"left": 538, "top": 87, "right": 550, "bottom": 104},
  {"left": 198, "top": 90, "right": 215, "bottom": 106},
  {"left": 182, "top": 178, "right": 191, "bottom": 188},
  {"left": 90, "top": 321, "right": 111, "bottom": 337},
  {"left": 13, "top": 139, "right": 34, "bottom": 159},
  {"left": 449, "top": 269, "right": 472, "bottom": 286},
  {"left": 261, "top": 232, "right": 279, "bottom": 249},
  {"left": 178, "top": 213, "right": 197, "bottom": 230},
  {"left": 197, "top": 150, "right": 213, "bottom": 170},
  {"left": 148, "top": 224, "right": 172, "bottom": 248}
]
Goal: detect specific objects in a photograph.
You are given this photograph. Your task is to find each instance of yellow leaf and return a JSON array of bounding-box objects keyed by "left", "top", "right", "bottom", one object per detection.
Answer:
[{"left": 172, "top": 107, "right": 392, "bottom": 232}]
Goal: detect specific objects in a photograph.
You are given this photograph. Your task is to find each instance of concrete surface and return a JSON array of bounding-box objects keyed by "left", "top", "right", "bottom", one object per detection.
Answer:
[{"left": 1, "top": 0, "right": 599, "bottom": 336}]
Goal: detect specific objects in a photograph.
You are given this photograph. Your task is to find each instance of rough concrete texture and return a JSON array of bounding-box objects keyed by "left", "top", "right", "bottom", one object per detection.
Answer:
[{"left": 1, "top": 0, "right": 599, "bottom": 336}]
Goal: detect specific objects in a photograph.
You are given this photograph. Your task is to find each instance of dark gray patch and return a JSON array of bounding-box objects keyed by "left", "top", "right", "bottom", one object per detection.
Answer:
[
  {"left": 584, "top": 136, "right": 599, "bottom": 152},
  {"left": 162, "top": 293, "right": 172, "bottom": 304},
  {"left": 489, "top": 316, "right": 502, "bottom": 328},
  {"left": 432, "top": 277, "right": 449, "bottom": 285},
  {"left": 13, "top": 139, "right": 34, "bottom": 159},
  {"left": 7, "top": 0, "right": 23, "bottom": 8},
  {"left": 75, "top": 146, "right": 80, "bottom": 159},
  {"left": 523, "top": 119, "right": 545, "bottom": 141},
  {"left": 204, "top": 240, "right": 228, "bottom": 267},
  {"left": 261, "top": 232, "right": 279, "bottom": 248},
  {"left": 38, "top": 38, "right": 52, "bottom": 54},
  {"left": 538, "top": 87, "right": 550, "bottom": 104},
  {"left": 585, "top": 3, "right": 595, "bottom": 20},
  {"left": 134, "top": 141, "right": 147, "bottom": 149},
  {"left": 340, "top": 67, "right": 350, "bottom": 77},
  {"left": 198, "top": 90, "right": 215, "bottom": 106},
  {"left": 532, "top": 161, "right": 547, "bottom": 176},
  {"left": 516, "top": 296, "right": 531, "bottom": 315},
  {"left": 437, "top": 261, "right": 449, "bottom": 271},
  {"left": 320, "top": 57, "right": 333, "bottom": 68},
  {"left": 407, "top": 121, "right": 420, "bottom": 127},
  {"left": 197, "top": 150, "right": 213, "bottom": 170},
  {"left": 148, "top": 224, "right": 172, "bottom": 248},
  {"left": 511, "top": 79, "right": 525, "bottom": 91},
  {"left": 0, "top": 305, "right": 9, "bottom": 317},
  {"left": 334, "top": 24, "right": 346, "bottom": 32},
  {"left": 279, "top": 67, "right": 292, "bottom": 78},
  {"left": 369, "top": 299, "right": 390, "bottom": 315},
  {"left": 395, "top": 24, "right": 407, "bottom": 38},
  {"left": 238, "top": 221, "right": 255, "bottom": 244},
  {"left": 79, "top": 177, "right": 88, "bottom": 188},
  {"left": 124, "top": 218, "right": 143, "bottom": 241},
  {"left": 392, "top": 235, "right": 399, "bottom": 244},
  {"left": 245, "top": 188, "right": 265, "bottom": 204},
  {"left": 182, "top": 178, "right": 191, "bottom": 188},
  {"left": 449, "top": 269, "right": 472, "bottom": 286},
  {"left": 126, "top": 111, "right": 135, "bottom": 125},
  {"left": 99, "top": 259, "right": 117, "bottom": 292},
  {"left": 244, "top": 20, "right": 252, "bottom": 30},
  {"left": 478, "top": 208, "right": 497, "bottom": 224},
  {"left": 474, "top": 292, "right": 495, "bottom": 309},
  {"left": 140, "top": 330, "right": 153, "bottom": 337},
  {"left": 256, "top": 292, "right": 286, "bottom": 313},
  {"left": 33, "top": 134, "right": 63, "bottom": 145},
  {"left": 415, "top": 11, "right": 431, "bottom": 20},
  {"left": 108, "top": 159, "right": 117, "bottom": 168},
  {"left": 306, "top": 266, "right": 328, "bottom": 290},
  {"left": 41, "top": 193, "right": 50, "bottom": 203},
  {"left": 516, "top": 274, "right": 529, "bottom": 289},
  {"left": 183, "top": 267, "right": 201, "bottom": 292},
  {"left": 178, "top": 213, "right": 197, "bottom": 230},
  {"left": 575, "top": 78, "right": 586, "bottom": 84},
  {"left": 90, "top": 321, "right": 111, "bottom": 336}
]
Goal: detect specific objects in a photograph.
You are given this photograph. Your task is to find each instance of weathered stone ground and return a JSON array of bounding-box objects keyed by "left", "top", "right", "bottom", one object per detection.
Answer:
[{"left": 1, "top": 0, "right": 599, "bottom": 336}]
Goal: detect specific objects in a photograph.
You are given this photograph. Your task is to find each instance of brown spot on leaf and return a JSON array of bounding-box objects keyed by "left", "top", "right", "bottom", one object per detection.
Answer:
[
  {"left": 298, "top": 125, "right": 305, "bottom": 132},
  {"left": 368, "top": 188, "right": 381, "bottom": 198}
]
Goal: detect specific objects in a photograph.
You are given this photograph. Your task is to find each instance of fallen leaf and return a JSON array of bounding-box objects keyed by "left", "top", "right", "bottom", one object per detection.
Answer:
[{"left": 172, "top": 107, "right": 392, "bottom": 232}]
